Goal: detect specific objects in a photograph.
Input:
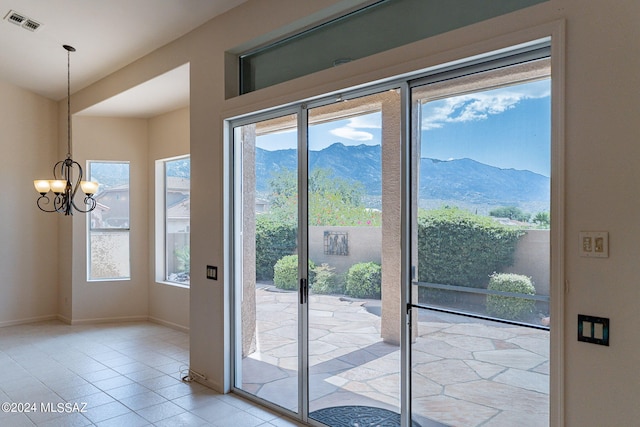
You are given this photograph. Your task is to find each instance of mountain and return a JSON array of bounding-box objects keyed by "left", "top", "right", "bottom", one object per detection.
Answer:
[
  {"left": 419, "top": 157, "right": 549, "bottom": 206},
  {"left": 255, "top": 143, "right": 550, "bottom": 210},
  {"left": 256, "top": 143, "right": 382, "bottom": 194}
]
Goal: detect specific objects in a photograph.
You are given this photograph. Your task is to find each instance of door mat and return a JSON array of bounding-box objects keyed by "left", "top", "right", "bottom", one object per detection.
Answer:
[{"left": 309, "top": 405, "right": 435, "bottom": 427}]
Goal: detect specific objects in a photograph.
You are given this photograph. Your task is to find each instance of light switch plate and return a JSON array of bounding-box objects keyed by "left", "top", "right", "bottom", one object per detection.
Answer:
[
  {"left": 206, "top": 265, "right": 218, "bottom": 280},
  {"left": 579, "top": 231, "right": 608, "bottom": 258},
  {"left": 578, "top": 314, "right": 609, "bottom": 346}
]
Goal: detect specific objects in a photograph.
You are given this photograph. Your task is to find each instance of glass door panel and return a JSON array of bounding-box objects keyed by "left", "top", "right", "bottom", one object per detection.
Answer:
[
  {"left": 306, "top": 90, "right": 402, "bottom": 424},
  {"left": 233, "top": 113, "right": 300, "bottom": 413},
  {"left": 410, "top": 62, "right": 551, "bottom": 426}
]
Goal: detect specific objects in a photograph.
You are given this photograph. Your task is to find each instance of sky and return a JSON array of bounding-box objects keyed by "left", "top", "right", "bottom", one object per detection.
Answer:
[{"left": 256, "top": 78, "right": 551, "bottom": 177}]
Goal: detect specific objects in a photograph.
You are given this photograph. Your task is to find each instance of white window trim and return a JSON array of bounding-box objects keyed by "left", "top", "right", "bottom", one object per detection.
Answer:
[{"left": 155, "top": 155, "right": 191, "bottom": 288}]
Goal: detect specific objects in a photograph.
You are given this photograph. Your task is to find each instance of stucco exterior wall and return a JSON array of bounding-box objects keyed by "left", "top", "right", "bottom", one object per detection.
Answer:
[
  {"left": 309, "top": 226, "right": 381, "bottom": 278},
  {"left": 506, "top": 229, "right": 551, "bottom": 296}
]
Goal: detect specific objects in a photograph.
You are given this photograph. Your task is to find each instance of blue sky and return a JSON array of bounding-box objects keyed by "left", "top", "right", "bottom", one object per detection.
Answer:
[{"left": 257, "top": 79, "right": 551, "bottom": 176}]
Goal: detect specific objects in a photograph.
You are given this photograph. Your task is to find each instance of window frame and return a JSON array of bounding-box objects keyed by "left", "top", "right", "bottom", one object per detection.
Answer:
[
  {"left": 87, "top": 160, "right": 131, "bottom": 282},
  {"left": 155, "top": 155, "right": 191, "bottom": 288}
]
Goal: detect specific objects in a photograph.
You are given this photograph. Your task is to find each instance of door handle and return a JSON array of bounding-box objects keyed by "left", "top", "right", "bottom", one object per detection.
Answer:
[{"left": 300, "top": 278, "right": 308, "bottom": 304}]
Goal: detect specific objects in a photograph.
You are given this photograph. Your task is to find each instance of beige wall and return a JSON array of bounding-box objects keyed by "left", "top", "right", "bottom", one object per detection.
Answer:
[
  {"left": 148, "top": 107, "right": 190, "bottom": 331},
  {"left": 75, "top": 1, "right": 640, "bottom": 424},
  {"left": 1, "top": 0, "right": 639, "bottom": 425},
  {"left": 506, "top": 229, "right": 551, "bottom": 296},
  {"left": 0, "top": 81, "right": 59, "bottom": 326},
  {"left": 71, "top": 116, "right": 149, "bottom": 322},
  {"left": 309, "top": 226, "right": 381, "bottom": 278}
]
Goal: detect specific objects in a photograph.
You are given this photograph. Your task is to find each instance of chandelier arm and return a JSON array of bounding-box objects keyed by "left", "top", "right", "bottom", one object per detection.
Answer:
[
  {"left": 36, "top": 195, "right": 57, "bottom": 213},
  {"left": 71, "top": 196, "right": 97, "bottom": 213},
  {"left": 69, "top": 159, "right": 84, "bottom": 199},
  {"left": 52, "top": 159, "right": 65, "bottom": 180},
  {"left": 52, "top": 193, "right": 69, "bottom": 215}
]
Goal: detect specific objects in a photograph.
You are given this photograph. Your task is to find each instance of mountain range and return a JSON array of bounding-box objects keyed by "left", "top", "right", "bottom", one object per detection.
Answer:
[{"left": 256, "top": 142, "right": 550, "bottom": 212}]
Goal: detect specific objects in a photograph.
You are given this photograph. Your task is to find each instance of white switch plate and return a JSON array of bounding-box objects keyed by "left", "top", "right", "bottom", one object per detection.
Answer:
[{"left": 579, "top": 231, "right": 608, "bottom": 258}]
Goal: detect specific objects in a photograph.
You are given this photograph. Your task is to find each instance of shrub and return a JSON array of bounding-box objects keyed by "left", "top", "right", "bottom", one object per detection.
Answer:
[
  {"left": 255, "top": 215, "right": 297, "bottom": 281},
  {"left": 273, "top": 255, "right": 316, "bottom": 291},
  {"left": 417, "top": 207, "right": 525, "bottom": 288},
  {"left": 174, "top": 246, "right": 190, "bottom": 273},
  {"left": 486, "top": 273, "right": 536, "bottom": 321},
  {"left": 311, "top": 264, "right": 343, "bottom": 295},
  {"left": 345, "top": 262, "right": 382, "bottom": 299}
]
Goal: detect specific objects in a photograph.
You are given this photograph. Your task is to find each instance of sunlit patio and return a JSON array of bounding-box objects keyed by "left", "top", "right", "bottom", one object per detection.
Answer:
[{"left": 242, "top": 285, "right": 549, "bottom": 427}]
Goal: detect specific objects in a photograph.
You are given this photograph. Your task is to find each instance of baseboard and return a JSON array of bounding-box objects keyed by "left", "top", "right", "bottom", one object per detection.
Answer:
[
  {"left": 148, "top": 316, "right": 189, "bottom": 333},
  {"left": 69, "top": 315, "right": 149, "bottom": 325},
  {"left": 57, "top": 314, "right": 72, "bottom": 324},
  {"left": 1, "top": 314, "right": 190, "bottom": 334},
  {"left": 0, "top": 314, "right": 58, "bottom": 328},
  {"left": 194, "top": 375, "right": 223, "bottom": 393}
]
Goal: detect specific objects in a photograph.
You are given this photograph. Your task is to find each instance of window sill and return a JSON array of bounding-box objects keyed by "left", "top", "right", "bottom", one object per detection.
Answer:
[{"left": 155, "top": 281, "right": 190, "bottom": 290}]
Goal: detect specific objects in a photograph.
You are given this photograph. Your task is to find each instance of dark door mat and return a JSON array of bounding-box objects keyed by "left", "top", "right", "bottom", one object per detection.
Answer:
[{"left": 309, "top": 405, "right": 443, "bottom": 427}]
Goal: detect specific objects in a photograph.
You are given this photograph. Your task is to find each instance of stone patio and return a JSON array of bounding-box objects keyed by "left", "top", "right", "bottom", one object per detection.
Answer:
[{"left": 240, "top": 286, "right": 549, "bottom": 427}]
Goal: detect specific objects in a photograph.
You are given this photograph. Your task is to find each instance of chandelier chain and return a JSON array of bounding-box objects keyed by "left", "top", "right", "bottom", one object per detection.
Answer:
[{"left": 67, "top": 47, "right": 72, "bottom": 158}]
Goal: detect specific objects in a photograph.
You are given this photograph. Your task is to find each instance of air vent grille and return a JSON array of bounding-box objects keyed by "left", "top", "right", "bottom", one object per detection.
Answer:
[
  {"left": 23, "top": 19, "right": 41, "bottom": 32},
  {"left": 4, "top": 10, "right": 42, "bottom": 32},
  {"left": 6, "top": 10, "right": 25, "bottom": 25}
]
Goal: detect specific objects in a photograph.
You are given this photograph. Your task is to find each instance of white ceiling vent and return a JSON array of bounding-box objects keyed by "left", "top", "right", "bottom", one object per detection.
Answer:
[
  {"left": 4, "top": 10, "right": 42, "bottom": 32},
  {"left": 22, "top": 19, "right": 41, "bottom": 32}
]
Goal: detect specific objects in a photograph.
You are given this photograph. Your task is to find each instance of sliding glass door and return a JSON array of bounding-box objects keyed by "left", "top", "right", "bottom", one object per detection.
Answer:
[
  {"left": 232, "top": 89, "right": 404, "bottom": 424},
  {"left": 231, "top": 41, "right": 553, "bottom": 427},
  {"left": 306, "top": 91, "right": 401, "bottom": 424},
  {"left": 233, "top": 112, "right": 300, "bottom": 414},
  {"left": 409, "top": 58, "right": 551, "bottom": 426}
]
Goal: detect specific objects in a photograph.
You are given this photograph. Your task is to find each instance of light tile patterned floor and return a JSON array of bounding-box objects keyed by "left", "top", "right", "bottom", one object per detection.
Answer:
[{"left": 0, "top": 321, "right": 301, "bottom": 427}]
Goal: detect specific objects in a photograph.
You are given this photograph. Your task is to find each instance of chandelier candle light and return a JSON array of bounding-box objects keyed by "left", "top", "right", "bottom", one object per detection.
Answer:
[{"left": 34, "top": 44, "right": 98, "bottom": 215}]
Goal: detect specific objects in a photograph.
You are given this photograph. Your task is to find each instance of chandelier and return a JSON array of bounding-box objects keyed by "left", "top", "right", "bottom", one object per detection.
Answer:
[{"left": 34, "top": 45, "right": 98, "bottom": 215}]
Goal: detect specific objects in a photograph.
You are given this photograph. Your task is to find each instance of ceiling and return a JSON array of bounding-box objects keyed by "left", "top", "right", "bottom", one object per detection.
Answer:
[{"left": 0, "top": 0, "right": 249, "bottom": 117}]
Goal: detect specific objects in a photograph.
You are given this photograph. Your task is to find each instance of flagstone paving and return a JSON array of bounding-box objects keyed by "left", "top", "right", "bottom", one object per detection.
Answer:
[{"left": 241, "top": 286, "right": 549, "bottom": 427}]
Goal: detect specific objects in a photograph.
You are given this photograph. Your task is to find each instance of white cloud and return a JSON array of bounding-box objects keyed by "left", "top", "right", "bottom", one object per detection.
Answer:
[
  {"left": 347, "top": 114, "right": 381, "bottom": 129},
  {"left": 330, "top": 126, "right": 374, "bottom": 141},
  {"left": 328, "top": 113, "right": 379, "bottom": 141},
  {"left": 422, "top": 81, "right": 550, "bottom": 130}
]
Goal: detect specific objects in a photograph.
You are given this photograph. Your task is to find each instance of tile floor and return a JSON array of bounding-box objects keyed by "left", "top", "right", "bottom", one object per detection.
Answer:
[{"left": 0, "top": 321, "right": 301, "bottom": 427}]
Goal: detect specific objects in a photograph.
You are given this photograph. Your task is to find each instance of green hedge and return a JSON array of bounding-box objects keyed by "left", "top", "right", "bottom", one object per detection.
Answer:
[
  {"left": 486, "top": 273, "right": 536, "bottom": 321},
  {"left": 417, "top": 207, "right": 524, "bottom": 288},
  {"left": 273, "top": 255, "right": 316, "bottom": 291},
  {"left": 345, "top": 262, "right": 381, "bottom": 299},
  {"left": 255, "top": 215, "right": 297, "bottom": 281},
  {"left": 311, "top": 263, "right": 344, "bottom": 295}
]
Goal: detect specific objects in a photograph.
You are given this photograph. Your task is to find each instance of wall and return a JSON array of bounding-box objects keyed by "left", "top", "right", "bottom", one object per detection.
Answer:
[
  {"left": 71, "top": 116, "right": 149, "bottom": 322},
  {"left": 309, "top": 226, "right": 381, "bottom": 278},
  {"left": 505, "top": 229, "right": 550, "bottom": 296},
  {"left": 148, "top": 107, "right": 190, "bottom": 331},
  {"left": 68, "top": 0, "right": 640, "bottom": 425},
  {"left": 0, "top": 81, "right": 59, "bottom": 326}
]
